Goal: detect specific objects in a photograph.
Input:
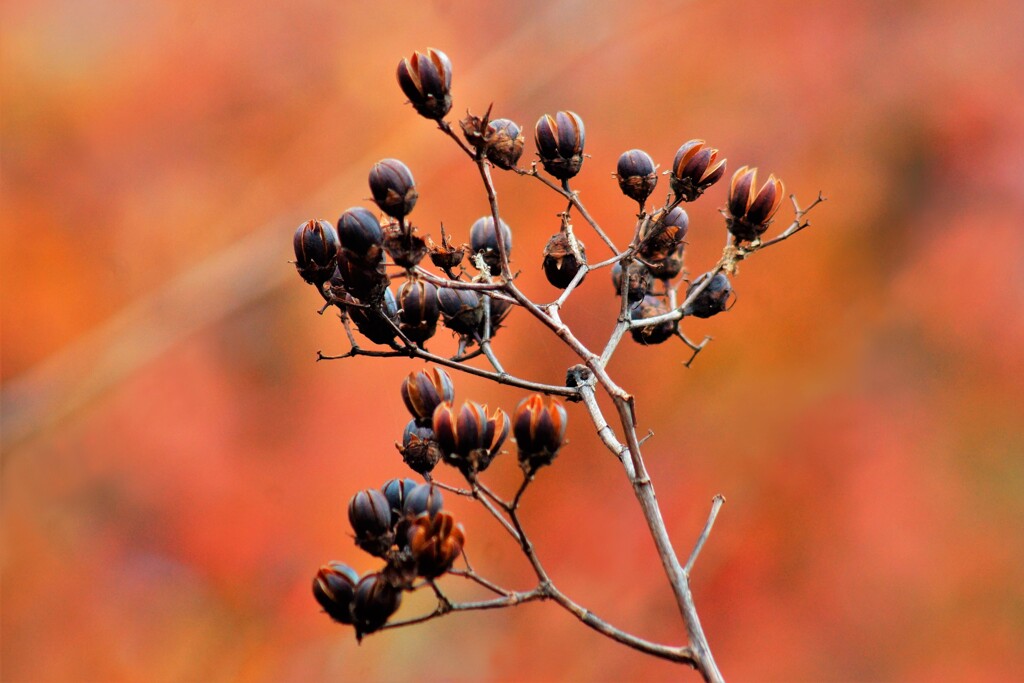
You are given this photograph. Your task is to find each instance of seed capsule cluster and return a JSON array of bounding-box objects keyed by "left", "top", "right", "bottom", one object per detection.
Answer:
[
  {"left": 300, "top": 47, "right": 798, "bottom": 640},
  {"left": 313, "top": 366, "right": 569, "bottom": 637}
]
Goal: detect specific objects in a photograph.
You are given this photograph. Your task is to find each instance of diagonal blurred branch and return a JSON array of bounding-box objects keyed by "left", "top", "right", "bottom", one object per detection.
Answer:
[{"left": 0, "top": 0, "right": 636, "bottom": 457}]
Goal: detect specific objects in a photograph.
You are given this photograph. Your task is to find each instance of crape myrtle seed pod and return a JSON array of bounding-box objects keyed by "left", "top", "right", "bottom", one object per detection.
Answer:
[
  {"left": 437, "top": 286, "right": 484, "bottom": 336},
  {"left": 294, "top": 219, "right": 340, "bottom": 286},
  {"left": 432, "top": 400, "right": 510, "bottom": 476},
  {"left": 352, "top": 572, "right": 402, "bottom": 639},
  {"left": 381, "top": 477, "right": 421, "bottom": 525},
  {"left": 683, "top": 273, "right": 733, "bottom": 319},
  {"left": 408, "top": 511, "right": 466, "bottom": 579},
  {"left": 726, "top": 166, "right": 785, "bottom": 242},
  {"left": 397, "top": 279, "right": 440, "bottom": 344},
  {"left": 313, "top": 562, "right": 360, "bottom": 625},
  {"left": 483, "top": 118, "right": 525, "bottom": 170},
  {"left": 396, "top": 48, "right": 452, "bottom": 120},
  {"left": 348, "top": 287, "right": 400, "bottom": 346},
  {"left": 542, "top": 231, "right": 587, "bottom": 289},
  {"left": 646, "top": 243, "right": 686, "bottom": 280},
  {"left": 402, "top": 483, "right": 444, "bottom": 519},
  {"left": 616, "top": 149, "right": 658, "bottom": 204},
  {"left": 630, "top": 295, "right": 677, "bottom": 345},
  {"left": 337, "top": 207, "right": 385, "bottom": 262},
  {"left": 397, "top": 420, "right": 443, "bottom": 475},
  {"left": 611, "top": 260, "right": 654, "bottom": 304},
  {"left": 469, "top": 216, "right": 513, "bottom": 273},
  {"left": 535, "top": 111, "right": 586, "bottom": 180},
  {"left": 369, "top": 159, "right": 418, "bottom": 219},
  {"left": 348, "top": 488, "right": 394, "bottom": 557},
  {"left": 513, "top": 393, "right": 568, "bottom": 473},
  {"left": 427, "top": 228, "right": 465, "bottom": 270},
  {"left": 670, "top": 139, "right": 727, "bottom": 202},
  {"left": 401, "top": 367, "right": 455, "bottom": 424},
  {"left": 639, "top": 207, "right": 688, "bottom": 278},
  {"left": 382, "top": 221, "right": 428, "bottom": 269}
]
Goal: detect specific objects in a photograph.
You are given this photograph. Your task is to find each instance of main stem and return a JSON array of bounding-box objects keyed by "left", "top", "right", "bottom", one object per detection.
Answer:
[{"left": 475, "top": 158, "right": 723, "bottom": 682}]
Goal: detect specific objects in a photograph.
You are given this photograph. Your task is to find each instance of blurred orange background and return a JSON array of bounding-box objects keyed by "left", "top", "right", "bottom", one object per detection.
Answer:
[{"left": 3, "top": 0, "right": 1023, "bottom": 681}]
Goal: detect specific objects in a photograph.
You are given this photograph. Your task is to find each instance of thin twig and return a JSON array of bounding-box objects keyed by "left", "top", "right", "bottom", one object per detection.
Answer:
[{"left": 685, "top": 495, "right": 726, "bottom": 577}]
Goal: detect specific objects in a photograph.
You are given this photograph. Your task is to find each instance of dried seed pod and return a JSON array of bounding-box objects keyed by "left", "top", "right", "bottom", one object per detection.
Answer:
[
  {"left": 639, "top": 207, "right": 688, "bottom": 279},
  {"left": 542, "top": 231, "right": 587, "bottom": 289},
  {"left": 432, "top": 400, "right": 510, "bottom": 476},
  {"left": 683, "top": 273, "right": 733, "bottom": 318},
  {"left": 408, "top": 511, "right": 466, "bottom": 578},
  {"left": 611, "top": 260, "right": 654, "bottom": 304},
  {"left": 469, "top": 216, "right": 513, "bottom": 272},
  {"left": 337, "top": 207, "right": 385, "bottom": 263},
  {"left": 483, "top": 118, "right": 525, "bottom": 170},
  {"left": 535, "top": 111, "right": 586, "bottom": 180},
  {"left": 401, "top": 367, "right": 455, "bottom": 424},
  {"left": 369, "top": 159, "right": 418, "bottom": 219},
  {"left": 437, "top": 286, "right": 484, "bottom": 337},
  {"left": 397, "top": 279, "right": 440, "bottom": 344},
  {"left": 616, "top": 149, "right": 658, "bottom": 205},
  {"left": 381, "top": 478, "right": 421, "bottom": 525},
  {"left": 670, "top": 139, "right": 727, "bottom": 201},
  {"left": 313, "top": 562, "right": 360, "bottom": 625},
  {"left": 382, "top": 221, "right": 428, "bottom": 269},
  {"left": 397, "top": 420, "right": 443, "bottom": 475},
  {"left": 513, "top": 394, "right": 568, "bottom": 474},
  {"left": 352, "top": 572, "right": 402, "bottom": 639},
  {"left": 427, "top": 228, "right": 465, "bottom": 270},
  {"left": 402, "top": 483, "right": 444, "bottom": 519},
  {"left": 725, "top": 166, "right": 785, "bottom": 242},
  {"left": 294, "top": 219, "right": 340, "bottom": 286},
  {"left": 348, "top": 488, "right": 394, "bottom": 557},
  {"left": 348, "top": 287, "right": 400, "bottom": 346},
  {"left": 396, "top": 48, "right": 452, "bottom": 120},
  {"left": 630, "top": 295, "right": 677, "bottom": 345}
]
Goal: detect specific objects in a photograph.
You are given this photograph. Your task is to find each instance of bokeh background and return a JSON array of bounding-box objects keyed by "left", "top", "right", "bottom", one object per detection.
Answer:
[{"left": 3, "top": 0, "right": 1023, "bottom": 681}]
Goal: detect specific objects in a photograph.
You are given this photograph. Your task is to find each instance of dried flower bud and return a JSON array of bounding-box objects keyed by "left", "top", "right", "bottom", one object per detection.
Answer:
[
  {"left": 616, "top": 149, "right": 658, "bottom": 204},
  {"left": 427, "top": 228, "right": 465, "bottom": 270},
  {"left": 469, "top": 216, "right": 513, "bottom": 273},
  {"left": 611, "top": 260, "right": 654, "bottom": 304},
  {"left": 437, "top": 286, "right": 483, "bottom": 337},
  {"left": 726, "top": 166, "right": 785, "bottom": 242},
  {"left": 432, "top": 400, "right": 510, "bottom": 476},
  {"left": 348, "top": 488, "right": 394, "bottom": 557},
  {"left": 483, "top": 118, "right": 525, "bottom": 170},
  {"left": 381, "top": 478, "right": 421, "bottom": 525},
  {"left": 396, "top": 48, "right": 452, "bottom": 120},
  {"left": 397, "top": 420, "right": 443, "bottom": 475},
  {"left": 337, "top": 207, "right": 385, "bottom": 262},
  {"left": 542, "top": 230, "right": 587, "bottom": 290},
  {"left": 348, "top": 287, "right": 400, "bottom": 346},
  {"left": 352, "top": 572, "right": 402, "bottom": 639},
  {"left": 513, "top": 394, "right": 568, "bottom": 473},
  {"left": 683, "top": 273, "right": 733, "bottom": 318},
  {"left": 408, "top": 511, "right": 466, "bottom": 578},
  {"left": 401, "top": 367, "right": 455, "bottom": 424},
  {"left": 313, "top": 562, "right": 360, "bottom": 625},
  {"left": 535, "top": 111, "right": 586, "bottom": 180},
  {"left": 369, "top": 159, "right": 418, "bottom": 219},
  {"left": 397, "top": 279, "right": 440, "bottom": 344},
  {"left": 670, "top": 140, "right": 727, "bottom": 201},
  {"left": 294, "top": 219, "right": 341, "bottom": 286},
  {"left": 630, "top": 296, "right": 677, "bottom": 345},
  {"left": 402, "top": 483, "right": 444, "bottom": 519}
]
